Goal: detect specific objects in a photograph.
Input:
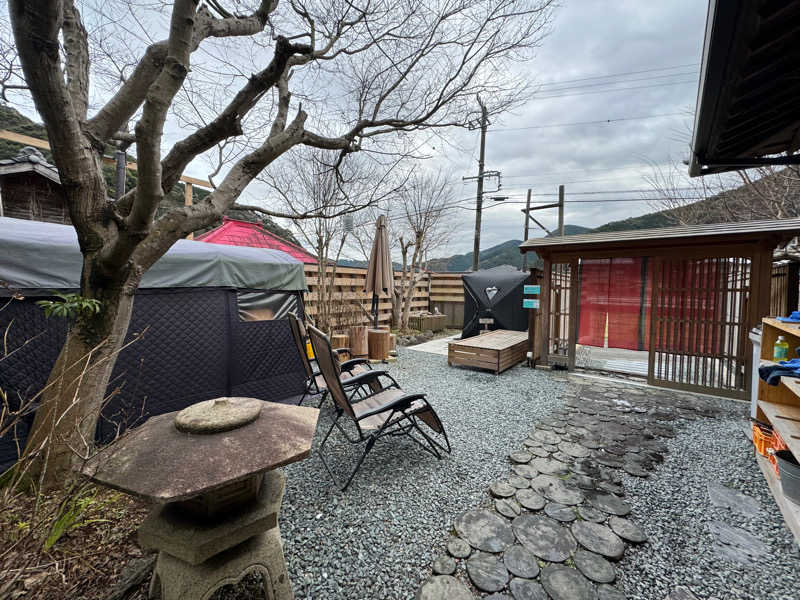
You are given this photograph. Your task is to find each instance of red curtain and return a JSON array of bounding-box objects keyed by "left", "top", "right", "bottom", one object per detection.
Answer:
[
  {"left": 578, "top": 257, "right": 651, "bottom": 350},
  {"left": 577, "top": 259, "right": 610, "bottom": 347}
]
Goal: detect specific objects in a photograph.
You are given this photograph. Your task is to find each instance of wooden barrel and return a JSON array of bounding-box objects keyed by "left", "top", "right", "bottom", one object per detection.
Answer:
[
  {"left": 331, "top": 334, "right": 349, "bottom": 350},
  {"left": 377, "top": 325, "right": 391, "bottom": 332},
  {"left": 348, "top": 326, "right": 369, "bottom": 357},
  {"left": 368, "top": 329, "right": 390, "bottom": 360}
]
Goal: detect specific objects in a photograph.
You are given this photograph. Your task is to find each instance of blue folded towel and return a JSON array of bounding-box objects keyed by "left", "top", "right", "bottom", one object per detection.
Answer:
[{"left": 777, "top": 310, "right": 800, "bottom": 322}]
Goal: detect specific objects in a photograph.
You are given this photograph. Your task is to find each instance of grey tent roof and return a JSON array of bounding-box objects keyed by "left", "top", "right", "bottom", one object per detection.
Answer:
[{"left": 0, "top": 217, "right": 307, "bottom": 292}]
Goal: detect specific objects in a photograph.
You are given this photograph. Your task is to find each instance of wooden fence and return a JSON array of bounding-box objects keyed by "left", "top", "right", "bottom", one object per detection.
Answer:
[{"left": 303, "top": 266, "right": 467, "bottom": 330}]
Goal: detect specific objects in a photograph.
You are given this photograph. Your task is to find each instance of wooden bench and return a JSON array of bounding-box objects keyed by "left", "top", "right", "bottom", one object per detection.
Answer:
[{"left": 448, "top": 329, "right": 528, "bottom": 374}]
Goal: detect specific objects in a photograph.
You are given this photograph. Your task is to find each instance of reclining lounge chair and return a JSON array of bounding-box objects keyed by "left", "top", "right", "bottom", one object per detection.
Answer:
[
  {"left": 287, "top": 312, "right": 371, "bottom": 406},
  {"left": 307, "top": 324, "right": 450, "bottom": 491}
]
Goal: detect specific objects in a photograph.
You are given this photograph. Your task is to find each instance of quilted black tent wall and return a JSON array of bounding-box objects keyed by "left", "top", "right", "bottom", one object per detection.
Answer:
[{"left": 0, "top": 288, "right": 307, "bottom": 471}]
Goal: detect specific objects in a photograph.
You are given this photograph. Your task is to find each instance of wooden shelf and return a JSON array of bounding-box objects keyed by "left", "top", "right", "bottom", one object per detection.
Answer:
[
  {"left": 758, "top": 399, "right": 800, "bottom": 456},
  {"left": 762, "top": 317, "right": 800, "bottom": 339},
  {"left": 755, "top": 452, "right": 800, "bottom": 542}
]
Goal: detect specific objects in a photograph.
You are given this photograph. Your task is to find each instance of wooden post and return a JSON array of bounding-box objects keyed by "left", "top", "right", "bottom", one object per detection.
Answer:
[
  {"left": 522, "top": 189, "right": 531, "bottom": 272},
  {"left": 558, "top": 185, "right": 565, "bottom": 236},
  {"left": 539, "top": 257, "right": 552, "bottom": 365},
  {"left": 567, "top": 258, "right": 579, "bottom": 370},
  {"left": 788, "top": 262, "right": 800, "bottom": 315},
  {"left": 368, "top": 329, "right": 390, "bottom": 360},
  {"left": 348, "top": 325, "right": 369, "bottom": 357},
  {"left": 184, "top": 182, "right": 194, "bottom": 240}
]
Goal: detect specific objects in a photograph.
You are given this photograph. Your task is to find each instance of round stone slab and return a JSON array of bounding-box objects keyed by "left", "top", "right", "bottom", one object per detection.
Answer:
[
  {"left": 545, "top": 502, "right": 577, "bottom": 523},
  {"left": 447, "top": 537, "right": 471, "bottom": 558},
  {"left": 586, "top": 492, "right": 631, "bottom": 516},
  {"left": 530, "top": 475, "right": 584, "bottom": 505},
  {"left": 503, "top": 544, "right": 540, "bottom": 579},
  {"left": 509, "top": 577, "right": 548, "bottom": 600},
  {"left": 533, "top": 429, "right": 561, "bottom": 445},
  {"left": 175, "top": 397, "right": 262, "bottom": 433},
  {"left": 559, "top": 441, "right": 591, "bottom": 458},
  {"left": 510, "top": 450, "right": 533, "bottom": 464},
  {"left": 516, "top": 488, "right": 546, "bottom": 511},
  {"left": 432, "top": 554, "right": 456, "bottom": 575},
  {"left": 454, "top": 509, "right": 515, "bottom": 553},
  {"left": 608, "top": 516, "right": 647, "bottom": 543},
  {"left": 596, "top": 584, "right": 626, "bottom": 600},
  {"left": 541, "top": 565, "right": 595, "bottom": 600},
  {"left": 416, "top": 575, "right": 473, "bottom": 600},
  {"left": 573, "top": 549, "right": 616, "bottom": 583},
  {"left": 496, "top": 498, "right": 522, "bottom": 519},
  {"left": 578, "top": 506, "right": 607, "bottom": 523},
  {"left": 490, "top": 481, "right": 517, "bottom": 498},
  {"left": 466, "top": 552, "right": 510, "bottom": 592},
  {"left": 512, "top": 514, "right": 577, "bottom": 562},
  {"left": 512, "top": 464, "right": 539, "bottom": 479},
  {"left": 571, "top": 521, "right": 625, "bottom": 560},
  {"left": 531, "top": 457, "right": 569, "bottom": 475},
  {"left": 508, "top": 475, "right": 530, "bottom": 489}
]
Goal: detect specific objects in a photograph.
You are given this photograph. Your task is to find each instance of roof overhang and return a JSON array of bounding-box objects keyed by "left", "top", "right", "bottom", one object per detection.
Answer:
[
  {"left": 0, "top": 161, "right": 61, "bottom": 184},
  {"left": 519, "top": 218, "right": 800, "bottom": 258},
  {"left": 689, "top": 1, "right": 800, "bottom": 177}
]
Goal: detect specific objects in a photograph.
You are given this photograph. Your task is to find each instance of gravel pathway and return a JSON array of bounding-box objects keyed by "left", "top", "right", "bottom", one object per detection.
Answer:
[
  {"left": 617, "top": 405, "right": 800, "bottom": 600},
  {"left": 279, "top": 348, "right": 568, "bottom": 599}
]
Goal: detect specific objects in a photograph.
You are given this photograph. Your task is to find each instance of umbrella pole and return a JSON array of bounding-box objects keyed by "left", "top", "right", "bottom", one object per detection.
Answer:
[{"left": 372, "top": 293, "right": 379, "bottom": 328}]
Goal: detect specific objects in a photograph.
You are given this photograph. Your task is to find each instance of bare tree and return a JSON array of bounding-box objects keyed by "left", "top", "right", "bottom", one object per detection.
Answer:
[
  {"left": 263, "top": 147, "right": 400, "bottom": 331},
  {"left": 7, "top": 0, "right": 554, "bottom": 486},
  {"left": 394, "top": 170, "right": 452, "bottom": 330}
]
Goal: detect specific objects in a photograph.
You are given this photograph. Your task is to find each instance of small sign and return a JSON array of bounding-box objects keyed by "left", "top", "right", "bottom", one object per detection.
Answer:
[
  {"left": 523, "top": 298, "right": 540, "bottom": 309},
  {"left": 524, "top": 285, "right": 540, "bottom": 295},
  {"left": 479, "top": 318, "right": 494, "bottom": 325}
]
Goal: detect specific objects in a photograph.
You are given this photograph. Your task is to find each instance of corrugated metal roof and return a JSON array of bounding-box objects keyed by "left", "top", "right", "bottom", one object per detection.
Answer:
[{"left": 520, "top": 218, "right": 800, "bottom": 253}]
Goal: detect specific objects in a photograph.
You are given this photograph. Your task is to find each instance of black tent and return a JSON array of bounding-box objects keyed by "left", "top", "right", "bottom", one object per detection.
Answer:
[
  {"left": 462, "top": 267, "right": 530, "bottom": 339},
  {"left": 0, "top": 217, "right": 309, "bottom": 471}
]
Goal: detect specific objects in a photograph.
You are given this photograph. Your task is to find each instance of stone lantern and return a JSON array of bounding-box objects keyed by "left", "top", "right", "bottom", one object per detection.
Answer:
[{"left": 82, "top": 397, "right": 318, "bottom": 600}]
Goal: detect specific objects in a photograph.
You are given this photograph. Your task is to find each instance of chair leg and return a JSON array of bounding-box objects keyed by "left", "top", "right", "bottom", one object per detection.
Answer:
[
  {"left": 316, "top": 389, "right": 329, "bottom": 409},
  {"left": 341, "top": 436, "right": 376, "bottom": 492}
]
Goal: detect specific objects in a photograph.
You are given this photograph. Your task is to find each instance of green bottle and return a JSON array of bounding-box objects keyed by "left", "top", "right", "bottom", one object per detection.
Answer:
[{"left": 774, "top": 335, "right": 790, "bottom": 361}]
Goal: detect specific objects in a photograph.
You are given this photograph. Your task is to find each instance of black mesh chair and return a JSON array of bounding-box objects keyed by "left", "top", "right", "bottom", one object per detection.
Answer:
[
  {"left": 287, "top": 312, "right": 371, "bottom": 406},
  {"left": 307, "top": 324, "right": 450, "bottom": 491}
]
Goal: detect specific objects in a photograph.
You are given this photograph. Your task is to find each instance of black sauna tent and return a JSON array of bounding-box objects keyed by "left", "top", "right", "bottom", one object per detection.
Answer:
[
  {"left": 0, "top": 217, "right": 309, "bottom": 471},
  {"left": 462, "top": 267, "right": 530, "bottom": 339}
]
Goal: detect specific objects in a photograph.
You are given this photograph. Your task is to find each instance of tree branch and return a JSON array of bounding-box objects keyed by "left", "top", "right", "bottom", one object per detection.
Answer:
[{"left": 62, "top": 0, "right": 90, "bottom": 120}]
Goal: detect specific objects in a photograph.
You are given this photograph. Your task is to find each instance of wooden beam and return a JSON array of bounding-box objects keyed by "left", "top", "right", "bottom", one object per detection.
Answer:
[{"left": 0, "top": 129, "right": 212, "bottom": 189}]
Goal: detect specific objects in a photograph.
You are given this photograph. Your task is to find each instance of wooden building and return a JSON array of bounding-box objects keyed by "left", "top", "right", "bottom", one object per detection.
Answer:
[
  {"left": 0, "top": 147, "right": 68, "bottom": 224},
  {"left": 520, "top": 219, "right": 800, "bottom": 399}
]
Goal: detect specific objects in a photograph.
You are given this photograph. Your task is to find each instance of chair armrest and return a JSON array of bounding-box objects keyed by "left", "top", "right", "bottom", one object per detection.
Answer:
[
  {"left": 342, "top": 369, "right": 389, "bottom": 388},
  {"left": 340, "top": 358, "right": 372, "bottom": 372},
  {"left": 333, "top": 347, "right": 350, "bottom": 355},
  {"left": 356, "top": 393, "right": 426, "bottom": 421}
]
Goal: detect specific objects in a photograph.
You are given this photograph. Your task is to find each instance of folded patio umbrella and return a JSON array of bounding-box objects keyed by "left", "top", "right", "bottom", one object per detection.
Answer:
[{"left": 364, "top": 214, "right": 394, "bottom": 328}]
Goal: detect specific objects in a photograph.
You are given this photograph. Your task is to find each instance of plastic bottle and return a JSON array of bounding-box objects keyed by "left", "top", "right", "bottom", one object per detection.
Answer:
[{"left": 774, "top": 335, "right": 790, "bottom": 361}]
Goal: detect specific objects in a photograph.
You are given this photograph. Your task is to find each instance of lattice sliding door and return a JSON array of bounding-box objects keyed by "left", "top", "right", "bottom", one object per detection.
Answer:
[
  {"left": 548, "top": 262, "right": 573, "bottom": 365},
  {"left": 648, "top": 256, "right": 751, "bottom": 398}
]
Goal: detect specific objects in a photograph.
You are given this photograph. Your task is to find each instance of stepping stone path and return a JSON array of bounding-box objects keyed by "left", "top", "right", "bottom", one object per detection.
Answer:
[{"left": 418, "top": 379, "right": 723, "bottom": 599}]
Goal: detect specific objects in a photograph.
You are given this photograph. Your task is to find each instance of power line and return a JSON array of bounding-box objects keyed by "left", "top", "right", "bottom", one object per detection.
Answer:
[
  {"left": 534, "top": 79, "right": 697, "bottom": 100},
  {"left": 534, "top": 63, "right": 700, "bottom": 87},
  {"left": 490, "top": 112, "right": 685, "bottom": 132},
  {"left": 537, "top": 70, "right": 697, "bottom": 93}
]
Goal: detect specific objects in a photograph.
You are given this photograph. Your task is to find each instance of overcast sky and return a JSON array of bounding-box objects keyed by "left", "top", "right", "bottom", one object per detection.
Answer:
[
  {"left": 399, "top": 0, "right": 710, "bottom": 257},
  {"left": 7, "top": 0, "right": 711, "bottom": 260}
]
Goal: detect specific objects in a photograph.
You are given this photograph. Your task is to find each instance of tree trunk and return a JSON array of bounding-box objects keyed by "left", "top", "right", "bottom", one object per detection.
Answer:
[{"left": 22, "top": 260, "right": 137, "bottom": 489}]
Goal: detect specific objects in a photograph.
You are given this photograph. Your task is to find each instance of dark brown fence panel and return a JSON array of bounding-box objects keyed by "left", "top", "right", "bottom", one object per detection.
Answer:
[{"left": 648, "top": 256, "right": 751, "bottom": 398}]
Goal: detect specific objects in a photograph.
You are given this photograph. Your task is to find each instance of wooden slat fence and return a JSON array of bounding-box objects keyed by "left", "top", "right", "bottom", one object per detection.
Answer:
[
  {"left": 429, "top": 272, "right": 466, "bottom": 328},
  {"left": 303, "top": 267, "right": 467, "bottom": 330}
]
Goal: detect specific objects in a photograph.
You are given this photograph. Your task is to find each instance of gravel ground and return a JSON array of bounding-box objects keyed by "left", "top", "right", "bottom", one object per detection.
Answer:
[
  {"left": 615, "top": 401, "right": 800, "bottom": 600},
  {"left": 279, "top": 348, "right": 569, "bottom": 599}
]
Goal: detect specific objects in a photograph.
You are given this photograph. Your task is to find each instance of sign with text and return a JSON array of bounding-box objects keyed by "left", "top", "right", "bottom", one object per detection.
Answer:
[
  {"left": 523, "top": 298, "right": 540, "bottom": 309},
  {"left": 479, "top": 318, "right": 494, "bottom": 325},
  {"left": 523, "top": 285, "right": 540, "bottom": 295}
]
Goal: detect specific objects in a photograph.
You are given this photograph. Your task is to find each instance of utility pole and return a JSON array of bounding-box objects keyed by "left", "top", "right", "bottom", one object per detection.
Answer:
[
  {"left": 472, "top": 99, "right": 488, "bottom": 272},
  {"left": 522, "top": 188, "right": 532, "bottom": 271},
  {"left": 558, "top": 184, "right": 565, "bottom": 236}
]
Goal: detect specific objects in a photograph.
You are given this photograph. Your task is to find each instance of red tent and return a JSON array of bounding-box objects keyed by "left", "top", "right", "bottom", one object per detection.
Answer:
[{"left": 195, "top": 217, "right": 317, "bottom": 264}]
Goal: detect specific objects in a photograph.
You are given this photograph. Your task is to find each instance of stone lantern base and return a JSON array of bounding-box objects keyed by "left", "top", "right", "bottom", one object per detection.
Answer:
[{"left": 140, "top": 471, "right": 292, "bottom": 600}]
